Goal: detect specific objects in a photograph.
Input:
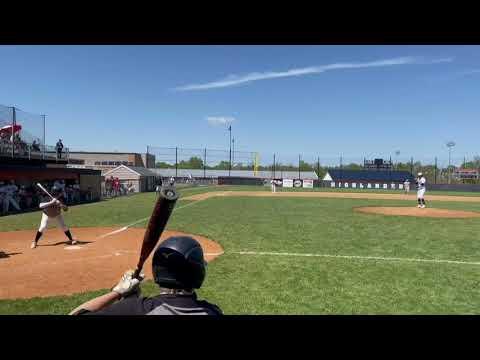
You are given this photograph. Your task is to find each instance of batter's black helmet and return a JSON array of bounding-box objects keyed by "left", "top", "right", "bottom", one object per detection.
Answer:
[{"left": 152, "top": 236, "right": 206, "bottom": 290}]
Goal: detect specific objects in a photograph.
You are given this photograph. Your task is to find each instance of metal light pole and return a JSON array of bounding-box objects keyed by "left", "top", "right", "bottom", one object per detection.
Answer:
[
  {"left": 228, "top": 125, "right": 232, "bottom": 176},
  {"left": 446, "top": 141, "right": 455, "bottom": 184},
  {"left": 395, "top": 150, "right": 400, "bottom": 170},
  {"left": 232, "top": 137, "right": 235, "bottom": 169}
]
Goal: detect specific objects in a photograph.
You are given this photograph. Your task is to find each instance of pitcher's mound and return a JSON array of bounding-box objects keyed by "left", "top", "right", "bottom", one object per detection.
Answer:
[{"left": 355, "top": 206, "right": 480, "bottom": 218}]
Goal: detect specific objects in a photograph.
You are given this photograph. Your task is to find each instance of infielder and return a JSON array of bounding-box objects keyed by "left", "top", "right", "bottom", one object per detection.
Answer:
[
  {"left": 403, "top": 179, "right": 410, "bottom": 194},
  {"left": 31, "top": 187, "right": 76, "bottom": 249},
  {"left": 270, "top": 179, "right": 276, "bottom": 193},
  {"left": 416, "top": 172, "right": 426, "bottom": 208}
]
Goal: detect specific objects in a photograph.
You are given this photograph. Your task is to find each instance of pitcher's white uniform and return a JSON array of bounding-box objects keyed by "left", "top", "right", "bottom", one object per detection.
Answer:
[
  {"left": 271, "top": 180, "right": 276, "bottom": 193},
  {"left": 417, "top": 176, "right": 426, "bottom": 199},
  {"left": 416, "top": 174, "right": 426, "bottom": 208}
]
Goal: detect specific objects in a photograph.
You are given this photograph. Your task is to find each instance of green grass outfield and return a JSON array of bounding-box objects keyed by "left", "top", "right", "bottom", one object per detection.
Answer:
[{"left": 1, "top": 185, "right": 480, "bottom": 314}]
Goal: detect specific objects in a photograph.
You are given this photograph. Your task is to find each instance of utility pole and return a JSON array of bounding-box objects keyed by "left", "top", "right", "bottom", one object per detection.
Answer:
[
  {"left": 298, "top": 154, "right": 301, "bottom": 179},
  {"left": 175, "top": 147, "right": 178, "bottom": 178},
  {"left": 273, "top": 153, "right": 276, "bottom": 179},
  {"left": 446, "top": 141, "right": 456, "bottom": 184},
  {"left": 204, "top": 148, "right": 207, "bottom": 178},
  {"left": 228, "top": 125, "right": 232, "bottom": 176}
]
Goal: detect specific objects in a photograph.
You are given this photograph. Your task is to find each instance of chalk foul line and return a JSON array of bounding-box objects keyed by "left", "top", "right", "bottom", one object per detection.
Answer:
[
  {"left": 231, "top": 251, "right": 480, "bottom": 266},
  {"left": 98, "top": 198, "right": 207, "bottom": 239}
]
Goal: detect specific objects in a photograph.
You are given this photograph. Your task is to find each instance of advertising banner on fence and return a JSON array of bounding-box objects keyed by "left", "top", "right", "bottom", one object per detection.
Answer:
[
  {"left": 294, "top": 179, "right": 303, "bottom": 188},
  {"left": 283, "top": 179, "right": 293, "bottom": 188},
  {"left": 303, "top": 179, "right": 313, "bottom": 188}
]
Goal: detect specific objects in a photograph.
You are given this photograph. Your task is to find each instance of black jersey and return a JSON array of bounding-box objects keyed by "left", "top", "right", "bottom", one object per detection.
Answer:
[{"left": 79, "top": 292, "right": 222, "bottom": 316}]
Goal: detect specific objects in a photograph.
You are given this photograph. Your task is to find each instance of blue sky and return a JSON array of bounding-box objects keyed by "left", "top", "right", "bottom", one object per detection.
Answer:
[{"left": 0, "top": 45, "right": 479, "bottom": 166}]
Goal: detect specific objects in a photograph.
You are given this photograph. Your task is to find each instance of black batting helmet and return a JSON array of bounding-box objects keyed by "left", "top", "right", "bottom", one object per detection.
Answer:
[{"left": 152, "top": 236, "right": 206, "bottom": 290}]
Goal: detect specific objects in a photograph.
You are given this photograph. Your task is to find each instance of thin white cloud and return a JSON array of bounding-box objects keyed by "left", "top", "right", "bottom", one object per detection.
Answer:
[
  {"left": 206, "top": 116, "right": 235, "bottom": 127},
  {"left": 174, "top": 56, "right": 453, "bottom": 91}
]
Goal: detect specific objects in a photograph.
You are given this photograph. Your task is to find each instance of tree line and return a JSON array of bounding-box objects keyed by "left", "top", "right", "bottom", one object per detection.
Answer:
[{"left": 155, "top": 156, "right": 480, "bottom": 184}]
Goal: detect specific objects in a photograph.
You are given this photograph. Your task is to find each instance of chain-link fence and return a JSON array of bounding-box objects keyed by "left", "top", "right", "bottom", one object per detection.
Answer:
[
  {"left": 147, "top": 145, "right": 480, "bottom": 184},
  {"left": 147, "top": 146, "right": 257, "bottom": 177},
  {"left": 0, "top": 103, "right": 70, "bottom": 162}
]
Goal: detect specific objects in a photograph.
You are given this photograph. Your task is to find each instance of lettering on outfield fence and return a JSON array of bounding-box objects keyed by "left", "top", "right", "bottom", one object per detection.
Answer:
[{"left": 283, "top": 179, "right": 293, "bottom": 188}]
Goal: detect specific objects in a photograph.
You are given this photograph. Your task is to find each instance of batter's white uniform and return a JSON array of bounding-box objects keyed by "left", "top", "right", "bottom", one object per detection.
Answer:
[
  {"left": 416, "top": 176, "right": 426, "bottom": 199},
  {"left": 38, "top": 199, "right": 68, "bottom": 232}
]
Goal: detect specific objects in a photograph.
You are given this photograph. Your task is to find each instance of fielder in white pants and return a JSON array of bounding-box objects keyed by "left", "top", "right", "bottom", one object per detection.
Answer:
[
  {"left": 416, "top": 173, "right": 426, "bottom": 208},
  {"left": 31, "top": 190, "right": 76, "bottom": 249},
  {"left": 271, "top": 180, "right": 276, "bottom": 193}
]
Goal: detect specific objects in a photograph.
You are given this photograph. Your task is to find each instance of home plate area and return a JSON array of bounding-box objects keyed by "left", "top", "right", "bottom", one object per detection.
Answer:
[{"left": 0, "top": 227, "right": 223, "bottom": 300}]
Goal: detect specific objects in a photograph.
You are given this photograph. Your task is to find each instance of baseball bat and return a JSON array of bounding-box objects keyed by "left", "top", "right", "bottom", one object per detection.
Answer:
[
  {"left": 132, "top": 185, "right": 179, "bottom": 279},
  {"left": 36, "top": 183, "right": 55, "bottom": 199},
  {"left": 36, "top": 183, "right": 68, "bottom": 210}
]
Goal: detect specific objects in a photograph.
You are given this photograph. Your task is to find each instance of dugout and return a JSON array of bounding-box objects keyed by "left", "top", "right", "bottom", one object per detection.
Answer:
[
  {"left": 103, "top": 165, "right": 157, "bottom": 193},
  {"left": 0, "top": 163, "right": 102, "bottom": 200}
]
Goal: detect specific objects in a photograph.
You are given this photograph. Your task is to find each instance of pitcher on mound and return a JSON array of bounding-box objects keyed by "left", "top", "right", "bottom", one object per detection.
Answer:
[
  {"left": 416, "top": 172, "right": 426, "bottom": 208},
  {"left": 31, "top": 186, "right": 77, "bottom": 249}
]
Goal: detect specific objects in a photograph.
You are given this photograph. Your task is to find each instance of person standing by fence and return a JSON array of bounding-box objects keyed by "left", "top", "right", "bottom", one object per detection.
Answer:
[{"left": 55, "top": 139, "right": 64, "bottom": 159}]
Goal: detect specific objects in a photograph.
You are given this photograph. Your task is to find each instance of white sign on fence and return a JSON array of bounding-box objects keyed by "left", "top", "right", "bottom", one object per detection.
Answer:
[
  {"left": 283, "top": 179, "right": 294, "bottom": 188},
  {"left": 303, "top": 179, "right": 314, "bottom": 188}
]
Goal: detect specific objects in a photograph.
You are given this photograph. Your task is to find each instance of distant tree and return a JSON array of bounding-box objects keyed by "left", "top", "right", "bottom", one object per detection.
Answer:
[
  {"left": 342, "top": 163, "right": 362, "bottom": 170},
  {"left": 155, "top": 161, "right": 174, "bottom": 168},
  {"left": 177, "top": 156, "right": 204, "bottom": 169}
]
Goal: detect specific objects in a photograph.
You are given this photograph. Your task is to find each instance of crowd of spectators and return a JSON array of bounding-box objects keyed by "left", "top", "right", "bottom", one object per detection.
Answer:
[
  {"left": 104, "top": 176, "right": 135, "bottom": 198},
  {"left": 0, "top": 179, "right": 94, "bottom": 216}
]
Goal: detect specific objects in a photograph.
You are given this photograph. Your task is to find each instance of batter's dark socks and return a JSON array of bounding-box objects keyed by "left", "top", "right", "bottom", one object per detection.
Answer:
[
  {"left": 34, "top": 231, "right": 43, "bottom": 242},
  {"left": 418, "top": 199, "right": 421, "bottom": 205},
  {"left": 64, "top": 230, "right": 73, "bottom": 241},
  {"left": 422, "top": 199, "right": 426, "bottom": 205}
]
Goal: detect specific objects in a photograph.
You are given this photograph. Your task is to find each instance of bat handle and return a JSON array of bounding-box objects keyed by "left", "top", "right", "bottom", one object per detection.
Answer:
[{"left": 132, "top": 267, "right": 141, "bottom": 279}]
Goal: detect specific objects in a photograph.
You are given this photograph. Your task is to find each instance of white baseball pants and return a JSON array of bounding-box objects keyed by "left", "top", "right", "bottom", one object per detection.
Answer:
[
  {"left": 417, "top": 188, "right": 425, "bottom": 199},
  {"left": 38, "top": 213, "right": 68, "bottom": 232}
]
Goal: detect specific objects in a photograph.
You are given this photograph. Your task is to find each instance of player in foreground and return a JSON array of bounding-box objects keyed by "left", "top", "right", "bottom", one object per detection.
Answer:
[
  {"left": 69, "top": 236, "right": 222, "bottom": 315},
  {"left": 31, "top": 186, "right": 77, "bottom": 249},
  {"left": 416, "top": 172, "right": 426, "bottom": 208}
]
